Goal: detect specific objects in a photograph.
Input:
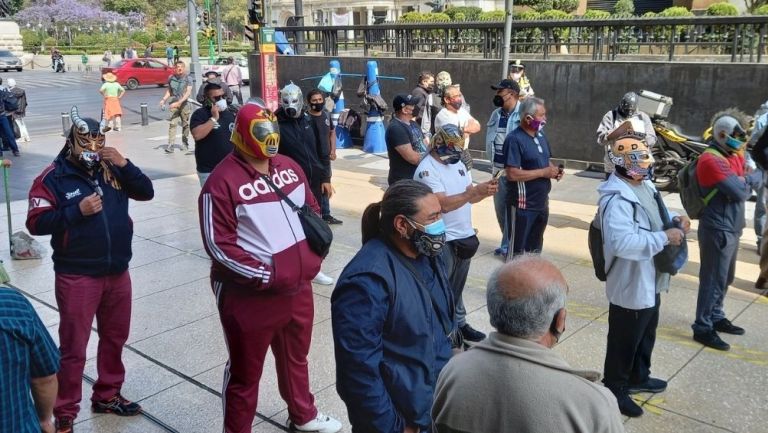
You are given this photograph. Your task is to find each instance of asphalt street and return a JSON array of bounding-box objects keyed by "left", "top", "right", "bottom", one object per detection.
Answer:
[{"left": 8, "top": 67, "right": 251, "bottom": 136}]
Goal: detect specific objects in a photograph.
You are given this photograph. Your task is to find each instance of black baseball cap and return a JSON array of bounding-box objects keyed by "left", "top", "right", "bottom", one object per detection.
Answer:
[
  {"left": 393, "top": 94, "right": 422, "bottom": 111},
  {"left": 491, "top": 79, "right": 520, "bottom": 93}
]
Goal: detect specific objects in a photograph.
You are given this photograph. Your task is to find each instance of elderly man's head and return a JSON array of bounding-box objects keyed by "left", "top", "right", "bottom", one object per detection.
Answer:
[{"left": 486, "top": 255, "right": 568, "bottom": 347}]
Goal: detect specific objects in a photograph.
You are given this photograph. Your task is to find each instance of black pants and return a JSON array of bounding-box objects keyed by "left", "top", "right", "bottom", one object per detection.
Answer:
[{"left": 603, "top": 293, "right": 660, "bottom": 392}]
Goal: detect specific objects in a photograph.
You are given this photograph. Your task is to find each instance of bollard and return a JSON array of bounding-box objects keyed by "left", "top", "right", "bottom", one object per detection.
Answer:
[
  {"left": 61, "top": 112, "right": 70, "bottom": 136},
  {"left": 140, "top": 103, "right": 149, "bottom": 126}
]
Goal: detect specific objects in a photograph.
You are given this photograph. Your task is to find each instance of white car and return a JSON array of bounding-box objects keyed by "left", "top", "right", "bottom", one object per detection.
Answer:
[{"left": 201, "top": 57, "right": 249, "bottom": 84}]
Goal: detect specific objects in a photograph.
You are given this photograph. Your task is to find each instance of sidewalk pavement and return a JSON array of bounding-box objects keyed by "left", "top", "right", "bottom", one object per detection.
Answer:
[{"left": 4, "top": 120, "right": 767, "bottom": 433}]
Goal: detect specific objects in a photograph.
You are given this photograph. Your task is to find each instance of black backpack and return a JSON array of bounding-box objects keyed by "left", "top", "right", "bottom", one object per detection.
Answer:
[
  {"left": 1, "top": 90, "right": 18, "bottom": 113},
  {"left": 751, "top": 125, "right": 768, "bottom": 171}
]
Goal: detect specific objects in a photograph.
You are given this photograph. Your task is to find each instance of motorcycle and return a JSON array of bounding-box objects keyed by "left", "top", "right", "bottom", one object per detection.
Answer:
[
  {"left": 52, "top": 57, "right": 65, "bottom": 73},
  {"left": 650, "top": 119, "right": 708, "bottom": 191}
]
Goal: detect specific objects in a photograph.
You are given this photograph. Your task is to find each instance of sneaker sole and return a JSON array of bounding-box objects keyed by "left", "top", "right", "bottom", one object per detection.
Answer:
[
  {"left": 91, "top": 406, "right": 142, "bottom": 416},
  {"left": 627, "top": 386, "right": 667, "bottom": 394}
]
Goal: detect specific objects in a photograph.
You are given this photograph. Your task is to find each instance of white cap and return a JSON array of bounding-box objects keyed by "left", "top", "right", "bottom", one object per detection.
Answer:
[{"left": 6, "top": 78, "right": 15, "bottom": 88}]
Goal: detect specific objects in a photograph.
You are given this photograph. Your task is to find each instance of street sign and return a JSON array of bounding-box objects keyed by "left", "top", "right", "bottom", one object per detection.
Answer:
[{"left": 260, "top": 27, "right": 278, "bottom": 112}]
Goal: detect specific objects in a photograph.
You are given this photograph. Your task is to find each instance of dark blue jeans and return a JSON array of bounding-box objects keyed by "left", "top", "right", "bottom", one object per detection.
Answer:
[
  {"left": 692, "top": 229, "right": 738, "bottom": 334},
  {"left": 320, "top": 193, "right": 331, "bottom": 218},
  {"left": 504, "top": 206, "right": 549, "bottom": 255},
  {"left": 0, "top": 115, "right": 19, "bottom": 153}
]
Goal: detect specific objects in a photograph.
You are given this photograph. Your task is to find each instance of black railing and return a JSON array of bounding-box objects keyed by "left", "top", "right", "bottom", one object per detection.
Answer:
[{"left": 276, "top": 16, "right": 768, "bottom": 62}]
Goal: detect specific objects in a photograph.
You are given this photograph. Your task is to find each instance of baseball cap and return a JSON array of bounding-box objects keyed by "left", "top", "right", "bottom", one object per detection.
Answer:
[
  {"left": 203, "top": 70, "right": 220, "bottom": 77},
  {"left": 393, "top": 94, "right": 421, "bottom": 111},
  {"left": 491, "top": 79, "right": 520, "bottom": 93}
]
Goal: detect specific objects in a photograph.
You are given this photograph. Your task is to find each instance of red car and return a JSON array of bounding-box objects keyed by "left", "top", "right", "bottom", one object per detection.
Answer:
[{"left": 101, "top": 58, "right": 174, "bottom": 90}]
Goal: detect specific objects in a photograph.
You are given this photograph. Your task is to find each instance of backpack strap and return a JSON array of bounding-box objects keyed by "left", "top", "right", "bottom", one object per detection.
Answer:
[{"left": 599, "top": 194, "right": 639, "bottom": 278}]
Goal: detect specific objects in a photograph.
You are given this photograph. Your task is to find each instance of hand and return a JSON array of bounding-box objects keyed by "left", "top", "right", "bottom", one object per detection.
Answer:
[
  {"left": 210, "top": 103, "right": 220, "bottom": 120},
  {"left": 169, "top": 102, "right": 180, "bottom": 110},
  {"left": 98, "top": 147, "right": 127, "bottom": 167},
  {"left": 321, "top": 182, "right": 335, "bottom": 199},
  {"left": 40, "top": 419, "right": 55, "bottom": 433},
  {"left": 1, "top": 159, "right": 10, "bottom": 168},
  {"left": 664, "top": 228, "right": 684, "bottom": 246},
  {"left": 158, "top": 100, "right": 166, "bottom": 108},
  {"left": 79, "top": 193, "right": 103, "bottom": 216},
  {"left": 471, "top": 180, "right": 498, "bottom": 199},
  {"left": 404, "top": 426, "right": 419, "bottom": 433},
  {"left": 674, "top": 216, "right": 692, "bottom": 234},
  {"left": 329, "top": 151, "right": 337, "bottom": 161},
  {"left": 543, "top": 163, "right": 560, "bottom": 179}
]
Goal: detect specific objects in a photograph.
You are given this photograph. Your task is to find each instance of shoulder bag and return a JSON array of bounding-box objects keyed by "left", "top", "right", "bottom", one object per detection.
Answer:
[
  {"left": 652, "top": 191, "right": 688, "bottom": 275},
  {"left": 261, "top": 174, "right": 333, "bottom": 258}
]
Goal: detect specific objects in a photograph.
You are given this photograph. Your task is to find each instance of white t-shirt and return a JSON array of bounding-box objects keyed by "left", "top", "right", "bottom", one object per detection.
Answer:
[
  {"left": 434, "top": 108, "right": 474, "bottom": 149},
  {"left": 414, "top": 155, "right": 474, "bottom": 241}
]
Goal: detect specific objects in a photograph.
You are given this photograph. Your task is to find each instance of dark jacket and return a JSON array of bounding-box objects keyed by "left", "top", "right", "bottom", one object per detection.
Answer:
[
  {"left": 332, "top": 238, "right": 454, "bottom": 433},
  {"left": 276, "top": 108, "right": 330, "bottom": 185},
  {"left": 697, "top": 144, "right": 750, "bottom": 233},
  {"left": 26, "top": 156, "right": 154, "bottom": 275}
]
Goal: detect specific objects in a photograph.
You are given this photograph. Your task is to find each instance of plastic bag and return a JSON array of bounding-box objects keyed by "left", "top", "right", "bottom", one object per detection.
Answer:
[{"left": 11, "top": 231, "right": 45, "bottom": 260}]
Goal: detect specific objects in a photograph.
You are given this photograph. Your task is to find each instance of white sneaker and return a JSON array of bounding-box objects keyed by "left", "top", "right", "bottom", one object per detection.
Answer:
[
  {"left": 312, "top": 271, "right": 334, "bottom": 286},
  {"left": 289, "top": 412, "right": 342, "bottom": 433}
]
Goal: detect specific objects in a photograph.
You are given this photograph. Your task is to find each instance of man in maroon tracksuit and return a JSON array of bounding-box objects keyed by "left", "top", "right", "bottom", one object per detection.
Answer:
[
  {"left": 198, "top": 102, "right": 342, "bottom": 433},
  {"left": 26, "top": 107, "right": 154, "bottom": 433}
]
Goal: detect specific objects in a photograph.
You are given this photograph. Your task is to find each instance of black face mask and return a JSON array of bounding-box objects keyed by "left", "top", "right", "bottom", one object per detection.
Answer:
[
  {"left": 493, "top": 95, "right": 504, "bottom": 107},
  {"left": 425, "top": 84, "right": 435, "bottom": 93},
  {"left": 309, "top": 102, "right": 324, "bottom": 112}
]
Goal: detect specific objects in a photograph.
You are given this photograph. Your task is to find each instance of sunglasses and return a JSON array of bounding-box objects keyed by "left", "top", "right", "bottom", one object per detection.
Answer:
[{"left": 211, "top": 95, "right": 226, "bottom": 101}]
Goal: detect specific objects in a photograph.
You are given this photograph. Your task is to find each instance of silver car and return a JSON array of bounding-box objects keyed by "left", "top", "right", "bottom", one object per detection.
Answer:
[{"left": 0, "top": 50, "right": 22, "bottom": 72}]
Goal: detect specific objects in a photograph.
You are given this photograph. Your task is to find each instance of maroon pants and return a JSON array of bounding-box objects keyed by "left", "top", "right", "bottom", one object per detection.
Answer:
[
  {"left": 215, "top": 279, "right": 317, "bottom": 433},
  {"left": 53, "top": 272, "right": 132, "bottom": 420}
]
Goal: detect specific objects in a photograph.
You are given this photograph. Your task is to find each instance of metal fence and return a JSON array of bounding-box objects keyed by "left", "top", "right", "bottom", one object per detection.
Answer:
[{"left": 275, "top": 16, "right": 768, "bottom": 62}]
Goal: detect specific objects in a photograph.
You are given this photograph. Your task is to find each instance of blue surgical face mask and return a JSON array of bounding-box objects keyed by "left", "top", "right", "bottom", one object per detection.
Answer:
[
  {"left": 725, "top": 135, "right": 745, "bottom": 150},
  {"left": 407, "top": 217, "right": 446, "bottom": 257}
]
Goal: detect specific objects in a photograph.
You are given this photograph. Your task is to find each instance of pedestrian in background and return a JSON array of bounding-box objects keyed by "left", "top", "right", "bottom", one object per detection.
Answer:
[
  {"left": 508, "top": 59, "right": 535, "bottom": 99},
  {"left": 7, "top": 78, "right": 30, "bottom": 142},
  {"left": 158, "top": 61, "right": 193, "bottom": 153},
  {"left": 386, "top": 93, "right": 427, "bottom": 185},
  {"left": 102, "top": 49, "right": 112, "bottom": 67},
  {"left": 434, "top": 85, "right": 480, "bottom": 169},
  {"left": 190, "top": 83, "right": 234, "bottom": 186},
  {"left": 80, "top": 52, "right": 88, "bottom": 77},
  {"left": 165, "top": 45, "right": 173, "bottom": 65},
  {"left": 222, "top": 56, "right": 244, "bottom": 105},
  {"left": 307, "top": 88, "right": 342, "bottom": 225},
  {"left": 100, "top": 72, "right": 125, "bottom": 131}
]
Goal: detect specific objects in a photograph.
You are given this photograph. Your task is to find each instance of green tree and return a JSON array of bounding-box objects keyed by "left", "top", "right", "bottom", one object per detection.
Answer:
[
  {"left": 756, "top": 4, "right": 768, "bottom": 13},
  {"left": 658, "top": 6, "right": 694, "bottom": 17},
  {"left": 479, "top": 10, "right": 505, "bottom": 20},
  {"left": 582, "top": 9, "right": 610, "bottom": 19},
  {"left": 613, "top": 0, "right": 635, "bottom": 15},
  {"left": 744, "top": 0, "right": 767, "bottom": 13},
  {"left": 444, "top": 6, "right": 482, "bottom": 21},
  {"left": 104, "top": 0, "right": 151, "bottom": 14},
  {"left": 553, "top": 0, "right": 579, "bottom": 13}
]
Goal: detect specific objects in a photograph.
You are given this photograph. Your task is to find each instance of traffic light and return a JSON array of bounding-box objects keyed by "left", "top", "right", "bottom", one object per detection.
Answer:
[
  {"left": 248, "top": 0, "right": 264, "bottom": 25},
  {"left": 203, "top": 11, "right": 210, "bottom": 26}
]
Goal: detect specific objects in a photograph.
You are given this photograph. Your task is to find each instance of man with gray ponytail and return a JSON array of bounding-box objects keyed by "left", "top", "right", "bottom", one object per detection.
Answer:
[
  {"left": 333, "top": 180, "right": 454, "bottom": 433},
  {"left": 432, "top": 256, "right": 624, "bottom": 433}
]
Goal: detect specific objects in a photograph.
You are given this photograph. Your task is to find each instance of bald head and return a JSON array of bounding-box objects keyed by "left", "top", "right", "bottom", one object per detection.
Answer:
[{"left": 487, "top": 255, "right": 567, "bottom": 340}]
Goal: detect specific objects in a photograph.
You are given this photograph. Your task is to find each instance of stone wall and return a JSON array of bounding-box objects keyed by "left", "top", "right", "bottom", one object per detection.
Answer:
[{"left": 249, "top": 54, "right": 768, "bottom": 164}]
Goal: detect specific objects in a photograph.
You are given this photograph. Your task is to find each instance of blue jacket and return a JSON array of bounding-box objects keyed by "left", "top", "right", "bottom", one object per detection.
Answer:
[
  {"left": 332, "top": 238, "right": 454, "bottom": 433},
  {"left": 26, "top": 156, "right": 154, "bottom": 275}
]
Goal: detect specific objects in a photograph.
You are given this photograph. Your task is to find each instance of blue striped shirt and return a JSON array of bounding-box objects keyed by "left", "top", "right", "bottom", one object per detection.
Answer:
[{"left": 0, "top": 287, "right": 60, "bottom": 433}]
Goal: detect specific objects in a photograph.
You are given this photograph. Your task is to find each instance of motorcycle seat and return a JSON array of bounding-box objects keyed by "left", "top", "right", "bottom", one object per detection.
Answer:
[{"left": 668, "top": 123, "right": 704, "bottom": 143}]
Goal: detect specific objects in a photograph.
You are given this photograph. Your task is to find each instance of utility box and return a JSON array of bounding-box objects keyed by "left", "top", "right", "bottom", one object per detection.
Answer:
[{"left": 637, "top": 90, "right": 674, "bottom": 120}]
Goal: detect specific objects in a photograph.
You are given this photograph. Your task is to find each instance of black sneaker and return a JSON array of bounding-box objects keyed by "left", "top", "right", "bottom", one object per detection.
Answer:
[
  {"left": 164, "top": 146, "right": 174, "bottom": 154},
  {"left": 713, "top": 318, "right": 745, "bottom": 335},
  {"left": 323, "top": 215, "right": 343, "bottom": 225},
  {"left": 92, "top": 393, "right": 142, "bottom": 416},
  {"left": 55, "top": 417, "right": 74, "bottom": 433},
  {"left": 615, "top": 392, "right": 643, "bottom": 417},
  {"left": 459, "top": 323, "right": 486, "bottom": 343},
  {"left": 628, "top": 377, "right": 667, "bottom": 394},
  {"left": 12, "top": 151, "right": 19, "bottom": 157},
  {"left": 693, "top": 330, "right": 730, "bottom": 351}
]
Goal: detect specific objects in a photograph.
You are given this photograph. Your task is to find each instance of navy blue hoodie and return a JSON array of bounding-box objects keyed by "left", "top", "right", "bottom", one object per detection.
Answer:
[{"left": 26, "top": 155, "right": 154, "bottom": 275}]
